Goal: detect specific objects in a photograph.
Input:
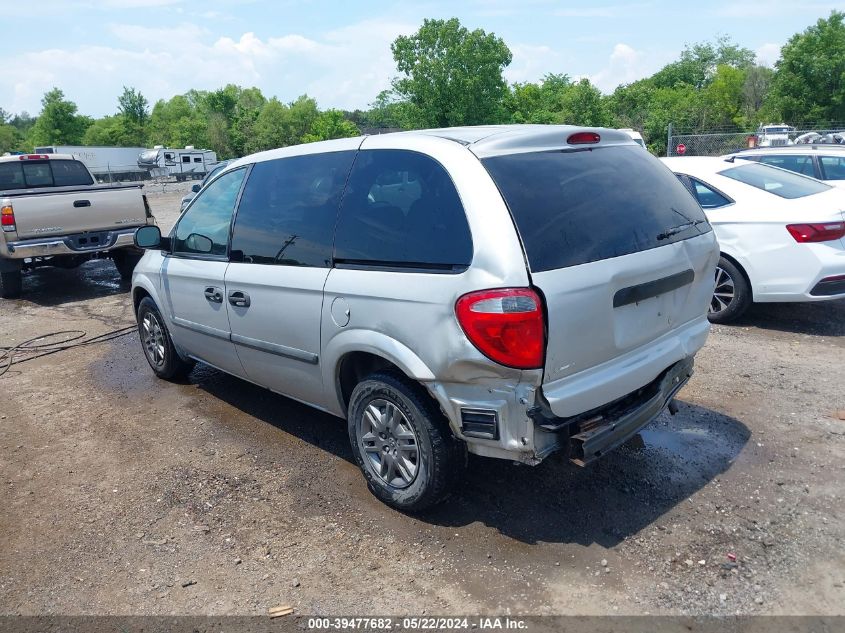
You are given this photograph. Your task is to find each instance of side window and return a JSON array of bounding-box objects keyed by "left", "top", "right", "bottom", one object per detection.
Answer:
[
  {"left": 230, "top": 151, "right": 356, "bottom": 267},
  {"left": 757, "top": 154, "right": 815, "bottom": 177},
  {"left": 51, "top": 160, "right": 93, "bottom": 186},
  {"left": 819, "top": 155, "right": 845, "bottom": 180},
  {"left": 182, "top": 155, "right": 191, "bottom": 164},
  {"left": 690, "top": 178, "right": 733, "bottom": 209},
  {"left": 0, "top": 162, "right": 25, "bottom": 189},
  {"left": 334, "top": 150, "right": 473, "bottom": 270},
  {"left": 194, "top": 157, "right": 203, "bottom": 163},
  {"left": 173, "top": 167, "right": 246, "bottom": 257}
]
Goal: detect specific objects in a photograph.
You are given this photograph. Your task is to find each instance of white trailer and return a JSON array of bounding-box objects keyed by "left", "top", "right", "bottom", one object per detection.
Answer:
[
  {"left": 137, "top": 146, "right": 218, "bottom": 181},
  {"left": 33, "top": 145, "right": 148, "bottom": 182}
]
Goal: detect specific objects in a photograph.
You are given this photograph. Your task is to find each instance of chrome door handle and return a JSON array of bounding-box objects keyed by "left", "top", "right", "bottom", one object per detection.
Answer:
[
  {"left": 204, "top": 286, "right": 223, "bottom": 303},
  {"left": 228, "top": 290, "right": 251, "bottom": 308}
]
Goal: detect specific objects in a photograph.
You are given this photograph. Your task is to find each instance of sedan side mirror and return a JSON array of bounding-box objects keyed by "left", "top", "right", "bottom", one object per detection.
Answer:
[
  {"left": 135, "top": 225, "right": 162, "bottom": 249},
  {"left": 191, "top": 184, "right": 201, "bottom": 193}
]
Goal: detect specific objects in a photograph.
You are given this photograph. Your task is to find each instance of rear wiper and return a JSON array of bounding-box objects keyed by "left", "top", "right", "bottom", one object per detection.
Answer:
[{"left": 657, "top": 219, "right": 707, "bottom": 241}]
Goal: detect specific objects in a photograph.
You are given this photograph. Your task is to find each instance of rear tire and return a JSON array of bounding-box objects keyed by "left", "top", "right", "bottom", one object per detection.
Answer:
[
  {"left": 0, "top": 268, "right": 22, "bottom": 299},
  {"left": 348, "top": 372, "right": 466, "bottom": 512},
  {"left": 136, "top": 296, "right": 194, "bottom": 380},
  {"left": 708, "top": 256, "right": 751, "bottom": 324},
  {"left": 113, "top": 249, "right": 143, "bottom": 280}
]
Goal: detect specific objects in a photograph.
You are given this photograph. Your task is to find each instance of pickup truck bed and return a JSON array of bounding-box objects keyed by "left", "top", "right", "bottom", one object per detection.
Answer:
[{"left": 0, "top": 154, "right": 156, "bottom": 298}]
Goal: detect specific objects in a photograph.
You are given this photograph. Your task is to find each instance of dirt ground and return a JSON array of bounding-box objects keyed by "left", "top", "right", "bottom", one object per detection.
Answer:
[{"left": 0, "top": 182, "right": 843, "bottom": 616}]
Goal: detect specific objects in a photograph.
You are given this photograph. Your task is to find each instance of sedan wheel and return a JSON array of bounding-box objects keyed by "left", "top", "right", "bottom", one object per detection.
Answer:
[{"left": 710, "top": 265, "right": 736, "bottom": 315}]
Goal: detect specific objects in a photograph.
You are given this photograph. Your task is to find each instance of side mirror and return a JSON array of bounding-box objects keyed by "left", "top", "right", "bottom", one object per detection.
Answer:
[
  {"left": 185, "top": 233, "right": 213, "bottom": 254},
  {"left": 191, "top": 184, "right": 201, "bottom": 193},
  {"left": 134, "top": 225, "right": 162, "bottom": 249}
]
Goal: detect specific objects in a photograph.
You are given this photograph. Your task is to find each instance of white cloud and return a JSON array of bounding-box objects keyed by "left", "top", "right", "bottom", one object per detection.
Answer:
[
  {"left": 755, "top": 42, "right": 781, "bottom": 67},
  {"left": 0, "top": 18, "right": 417, "bottom": 116},
  {"left": 505, "top": 44, "right": 567, "bottom": 84},
  {"left": 590, "top": 43, "right": 648, "bottom": 92}
]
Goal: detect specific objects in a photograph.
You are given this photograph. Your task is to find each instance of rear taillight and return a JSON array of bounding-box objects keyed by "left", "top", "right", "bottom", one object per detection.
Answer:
[
  {"left": 1, "top": 204, "right": 15, "bottom": 232},
  {"left": 455, "top": 288, "right": 545, "bottom": 369},
  {"left": 786, "top": 222, "right": 845, "bottom": 243}
]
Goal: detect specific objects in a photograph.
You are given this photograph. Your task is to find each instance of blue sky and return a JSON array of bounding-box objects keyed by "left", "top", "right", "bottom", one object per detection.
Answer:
[{"left": 1, "top": 0, "right": 843, "bottom": 118}]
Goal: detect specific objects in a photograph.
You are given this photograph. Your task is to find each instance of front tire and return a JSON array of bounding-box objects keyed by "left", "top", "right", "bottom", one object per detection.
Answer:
[
  {"left": 136, "top": 296, "right": 194, "bottom": 380},
  {"left": 348, "top": 372, "right": 466, "bottom": 512},
  {"left": 708, "top": 257, "right": 751, "bottom": 324}
]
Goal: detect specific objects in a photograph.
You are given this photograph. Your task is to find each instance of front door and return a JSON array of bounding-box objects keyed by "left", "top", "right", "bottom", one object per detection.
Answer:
[
  {"left": 161, "top": 166, "right": 248, "bottom": 376},
  {"left": 225, "top": 147, "right": 358, "bottom": 406}
]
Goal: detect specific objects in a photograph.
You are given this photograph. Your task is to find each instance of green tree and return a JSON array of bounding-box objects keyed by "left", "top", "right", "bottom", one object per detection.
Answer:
[
  {"left": 118, "top": 86, "right": 149, "bottom": 126},
  {"left": 0, "top": 124, "right": 23, "bottom": 154},
  {"left": 28, "top": 88, "right": 91, "bottom": 146},
  {"left": 556, "top": 79, "right": 612, "bottom": 127},
  {"left": 251, "top": 98, "right": 289, "bottom": 152},
  {"left": 147, "top": 94, "right": 208, "bottom": 149},
  {"left": 390, "top": 18, "right": 512, "bottom": 127},
  {"left": 652, "top": 36, "right": 755, "bottom": 90},
  {"left": 768, "top": 11, "right": 845, "bottom": 124},
  {"left": 230, "top": 87, "right": 266, "bottom": 156},
  {"left": 302, "top": 110, "right": 360, "bottom": 142}
]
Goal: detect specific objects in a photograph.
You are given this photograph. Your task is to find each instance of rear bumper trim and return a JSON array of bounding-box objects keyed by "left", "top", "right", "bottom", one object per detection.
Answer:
[{"left": 809, "top": 275, "right": 845, "bottom": 297}]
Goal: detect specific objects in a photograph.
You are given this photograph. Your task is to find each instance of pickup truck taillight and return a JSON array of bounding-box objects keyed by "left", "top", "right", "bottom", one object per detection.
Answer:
[
  {"left": 455, "top": 288, "right": 545, "bottom": 369},
  {"left": 1, "top": 204, "right": 15, "bottom": 232}
]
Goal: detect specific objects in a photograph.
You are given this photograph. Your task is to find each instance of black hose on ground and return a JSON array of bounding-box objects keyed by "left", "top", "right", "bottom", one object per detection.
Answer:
[{"left": 0, "top": 326, "right": 136, "bottom": 378}]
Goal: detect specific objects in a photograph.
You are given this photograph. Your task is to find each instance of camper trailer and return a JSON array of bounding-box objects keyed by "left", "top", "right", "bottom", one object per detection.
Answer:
[
  {"left": 137, "top": 146, "right": 218, "bottom": 181},
  {"left": 33, "top": 145, "right": 148, "bottom": 182}
]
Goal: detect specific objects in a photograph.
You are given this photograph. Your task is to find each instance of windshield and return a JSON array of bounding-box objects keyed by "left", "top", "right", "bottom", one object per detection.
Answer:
[{"left": 718, "top": 163, "right": 831, "bottom": 199}]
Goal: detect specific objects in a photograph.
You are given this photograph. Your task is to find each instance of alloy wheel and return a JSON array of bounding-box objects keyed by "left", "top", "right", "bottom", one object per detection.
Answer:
[
  {"left": 357, "top": 399, "right": 420, "bottom": 489},
  {"left": 141, "top": 312, "right": 167, "bottom": 369},
  {"left": 710, "top": 266, "right": 736, "bottom": 315}
]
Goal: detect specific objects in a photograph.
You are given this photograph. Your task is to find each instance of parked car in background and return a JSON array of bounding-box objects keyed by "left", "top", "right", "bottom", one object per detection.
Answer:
[
  {"left": 132, "top": 125, "right": 718, "bottom": 511},
  {"left": 725, "top": 145, "right": 845, "bottom": 188},
  {"left": 0, "top": 154, "right": 156, "bottom": 298},
  {"left": 180, "top": 160, "right": 232, "bottom": 211},
  {"left": 620, "top": 128, "right": 646, "bottom": 148},
  {"left": 663, "top": 156, "right": 845, "bottom": 323}
]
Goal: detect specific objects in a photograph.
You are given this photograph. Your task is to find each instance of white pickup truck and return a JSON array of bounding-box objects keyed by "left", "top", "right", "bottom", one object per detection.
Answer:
[{"left": 0, "top": 153, "right": 156, "bottom": 298}]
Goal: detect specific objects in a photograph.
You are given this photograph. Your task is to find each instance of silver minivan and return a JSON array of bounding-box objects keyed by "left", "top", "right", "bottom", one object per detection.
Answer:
[{"left": 132, "top": 125, "right": 719, "bottom": 511}]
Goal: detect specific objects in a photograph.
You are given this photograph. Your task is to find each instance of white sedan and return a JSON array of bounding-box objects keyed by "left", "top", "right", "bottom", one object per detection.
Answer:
[{"left": 662, "top": 157, "right": 845, "bottom": 322}]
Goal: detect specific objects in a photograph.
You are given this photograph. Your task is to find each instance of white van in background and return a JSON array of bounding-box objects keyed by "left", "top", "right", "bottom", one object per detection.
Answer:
[{"left": 620, "top": 128, "right": 646, "bottom": 148}]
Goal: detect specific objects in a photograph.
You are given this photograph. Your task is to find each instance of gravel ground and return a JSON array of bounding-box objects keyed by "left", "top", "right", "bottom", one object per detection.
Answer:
[{"left": 0, "top": 184, "right": 843, "bottom": 616}]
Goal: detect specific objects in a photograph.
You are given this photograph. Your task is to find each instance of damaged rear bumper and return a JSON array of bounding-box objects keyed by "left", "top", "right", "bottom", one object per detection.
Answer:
[{"left": 533, "top": 357, "right": 694, "bottom": 466}]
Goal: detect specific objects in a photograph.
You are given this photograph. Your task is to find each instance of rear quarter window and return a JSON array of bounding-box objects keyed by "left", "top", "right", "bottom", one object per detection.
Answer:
[
  {"left": 482, "top": 145, "right": 711, "bottom": 272},
  {"left": 334, "top": 149, "right": 473, "bottom": 271}
]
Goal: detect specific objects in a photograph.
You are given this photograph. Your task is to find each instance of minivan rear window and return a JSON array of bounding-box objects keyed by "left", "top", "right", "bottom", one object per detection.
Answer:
[{"left": 482, "top": 145, "right": 711, "bottom": 272}]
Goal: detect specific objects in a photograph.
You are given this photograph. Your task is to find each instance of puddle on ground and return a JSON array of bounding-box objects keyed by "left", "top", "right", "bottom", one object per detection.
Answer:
[{"left": 638, "top": 426, "right": 712, "bottom": 454}]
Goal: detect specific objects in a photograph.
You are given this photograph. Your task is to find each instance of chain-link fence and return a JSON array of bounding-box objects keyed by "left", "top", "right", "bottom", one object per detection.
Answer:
[{"left": 666, "top": 124, "right": 845, "bottom": 157}]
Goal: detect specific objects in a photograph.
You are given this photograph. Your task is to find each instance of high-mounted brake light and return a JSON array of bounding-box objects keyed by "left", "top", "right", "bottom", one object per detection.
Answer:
[
  {"left": 567, "top": 131, "right": 601, "bottom": 145},
  {"left": 1, "top": 204, "right": 16, "bottom": 232},
  {"left": 786, "top": 222, "right": 845, "bottom": 243},
  {"left": 19, "top": 154, "right": 50, "bottom": 160},
  {"left": 455, "top": 288, "right": 545, "bottom": 369}
]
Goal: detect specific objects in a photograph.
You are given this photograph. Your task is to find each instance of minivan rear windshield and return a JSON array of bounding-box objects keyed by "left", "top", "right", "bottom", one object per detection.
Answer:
[
  {"left": 0, "top": 159, "right": 93, "bottom": 190},
  {"left": 482, "top": 145, "right": 711, "bottom": 272},
  {"left": 717, "top": 162, "right": 830, "bottom": 199}
]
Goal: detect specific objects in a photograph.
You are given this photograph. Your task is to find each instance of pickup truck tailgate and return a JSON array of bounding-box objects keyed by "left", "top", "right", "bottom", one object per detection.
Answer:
[{"left": 8, "top": 185, "right": 147, "bottom": 240}]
